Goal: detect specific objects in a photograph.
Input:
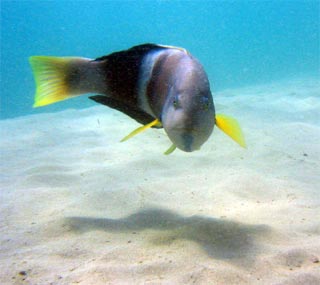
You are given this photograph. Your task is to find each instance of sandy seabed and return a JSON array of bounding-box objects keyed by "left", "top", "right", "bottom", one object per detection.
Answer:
[{"left": 1, "top": 78, "right": 320, "bottom": 285}]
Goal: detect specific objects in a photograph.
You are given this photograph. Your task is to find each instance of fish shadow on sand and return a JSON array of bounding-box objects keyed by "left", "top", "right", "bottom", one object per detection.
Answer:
[{"left": 65, "top": 208, "right": 272, "bottom": 266}]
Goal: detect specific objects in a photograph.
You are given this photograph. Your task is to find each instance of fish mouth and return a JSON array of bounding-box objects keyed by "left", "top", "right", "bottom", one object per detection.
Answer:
[
  {"left": 181, "top": 133, "right": 194, "bottom": 152},
  {"left": 170, "top": 126, "right": 199, "bottom": 135},
  {"left": 167, "top": 128, "right": 202, "bottom": 152}
]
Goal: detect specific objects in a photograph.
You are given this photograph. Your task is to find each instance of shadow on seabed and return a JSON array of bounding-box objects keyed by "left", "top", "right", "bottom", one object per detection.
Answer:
[{"left": 64, "top": 207, "right": 272, "bottom": 266}]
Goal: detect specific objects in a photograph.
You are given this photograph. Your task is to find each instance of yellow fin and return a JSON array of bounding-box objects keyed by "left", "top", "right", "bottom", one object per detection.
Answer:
[
  {"left": 164, "top": 144, "right": 176, "bottom": 155},
  {"left": 29, "top": 56, "right": 76, "bottom": 107},
  {"left": 215, "top": 114, "right": 246, "bottom": 148},
  {"left": 120, "top": 119, "right": 160, "bottom": 142}
]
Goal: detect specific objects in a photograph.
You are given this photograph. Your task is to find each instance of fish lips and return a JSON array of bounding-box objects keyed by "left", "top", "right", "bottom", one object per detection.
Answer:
[{"left": 163, "top": 125, "right": 212, "bottom": 152}]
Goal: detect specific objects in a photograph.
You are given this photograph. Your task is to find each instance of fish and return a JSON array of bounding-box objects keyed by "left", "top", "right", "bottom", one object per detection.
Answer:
[{"left": 29, "top": 43, "right": 246, "bottom": 154}]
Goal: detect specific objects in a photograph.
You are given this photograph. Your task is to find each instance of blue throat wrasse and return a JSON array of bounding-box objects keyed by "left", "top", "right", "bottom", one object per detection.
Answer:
[{"left": 29, "top": 43, "right": 246, "bottom": 154}]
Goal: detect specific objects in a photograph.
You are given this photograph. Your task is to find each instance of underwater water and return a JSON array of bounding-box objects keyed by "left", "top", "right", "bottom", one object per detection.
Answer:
[
  {"left": 1, "top": 0, "right": 319, "bottom": 118},
  {"left": 1, "top": 1, "right": 320, "bottom": 284}
]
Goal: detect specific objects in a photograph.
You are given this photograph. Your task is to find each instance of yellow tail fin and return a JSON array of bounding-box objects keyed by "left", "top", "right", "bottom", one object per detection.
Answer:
[
  {"left": 29, "top": 56, "right": 80, "bottom": 107},
  {"left": 215, "top": 114, "right": 246, "bottom": 148}
]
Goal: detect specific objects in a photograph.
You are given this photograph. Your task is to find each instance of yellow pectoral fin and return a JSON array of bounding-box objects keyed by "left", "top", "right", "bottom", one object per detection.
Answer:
[
  {"left": 215, "top": 114, "right": 246, "bottom": 148},
  {"left": 120, "top": 119, "right": 160, "bottom": 142},
  {"left": 164, "top": 144, "right": 176, "bottom": 155}
]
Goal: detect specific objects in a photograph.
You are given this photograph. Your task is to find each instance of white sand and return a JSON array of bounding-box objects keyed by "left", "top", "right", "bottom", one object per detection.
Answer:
[{"left": 1, "top": 78, "right": 319, "bottom": 285}]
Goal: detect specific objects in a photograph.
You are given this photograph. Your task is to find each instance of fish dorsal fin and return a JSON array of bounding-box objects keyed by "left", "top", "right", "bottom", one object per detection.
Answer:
[
  {"left": 121, "top": 119, "right": 161, "bottom": 142},
  {"left": 215, "top": 114, "right": 246, "bottom": 148},
  {"left": 157, "top": 44, "right": 189, "bottom": 55}
]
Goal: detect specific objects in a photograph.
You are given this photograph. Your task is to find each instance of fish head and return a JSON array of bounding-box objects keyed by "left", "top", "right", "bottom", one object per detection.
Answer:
[{"left": 161, "top": 81, "right": 215, "bottom": 152}]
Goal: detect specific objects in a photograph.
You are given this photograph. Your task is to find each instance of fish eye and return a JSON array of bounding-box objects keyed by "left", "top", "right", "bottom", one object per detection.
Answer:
[
  {"left": 201, "top": 96, "right": 210, "bottom": 110},
  {"left": 173, "top": 95, "right": 179, "bottom": 108}
]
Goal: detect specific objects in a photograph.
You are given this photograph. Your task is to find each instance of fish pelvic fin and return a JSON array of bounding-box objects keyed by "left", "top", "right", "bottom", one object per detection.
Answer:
[
  {"left": 29, "top": 56, "right": 92, "bottom": 107},
  {"left": 215, "top": 114, "right": 246, "bottom": 148},
  {"left": 164, "top": 144, "right": 176, "bottom": 155},
  {"left": 120, "top": 119, "right": 161, "bottom": 142}
]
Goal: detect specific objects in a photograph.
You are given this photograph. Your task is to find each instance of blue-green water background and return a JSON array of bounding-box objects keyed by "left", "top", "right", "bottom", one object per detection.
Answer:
[{"left": 1, "top": 0, "right": 319, "bottom": 119}]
